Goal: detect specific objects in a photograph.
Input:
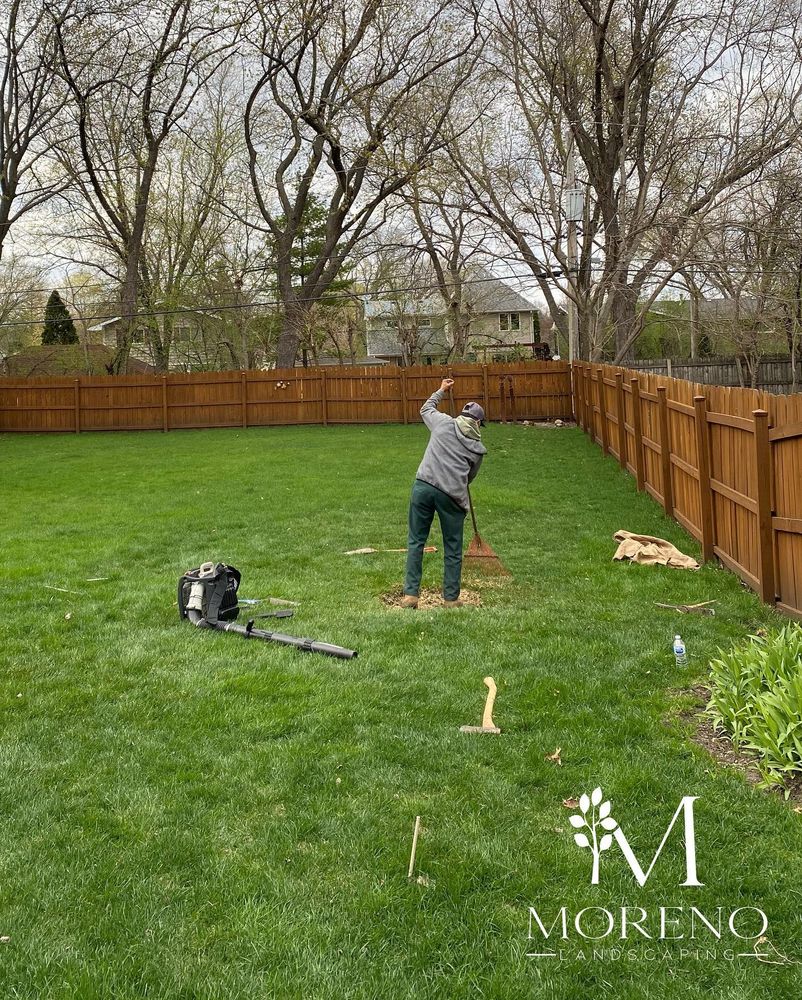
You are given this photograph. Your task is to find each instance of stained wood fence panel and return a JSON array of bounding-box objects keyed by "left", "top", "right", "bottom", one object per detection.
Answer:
[
  {"left": 574, "top": 362, "right": 802, "bottom": 621},
  {"left": 0, "top": 361, "right": 573, "bottom": 433}
]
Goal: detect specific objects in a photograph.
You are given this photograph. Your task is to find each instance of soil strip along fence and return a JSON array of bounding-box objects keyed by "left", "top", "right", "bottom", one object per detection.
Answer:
[
  {"left": 0, "top": 361, "right": 572, "bottom": 433},
  {"left": 573, "top": 361, "right": 802, "bottom": 621}
]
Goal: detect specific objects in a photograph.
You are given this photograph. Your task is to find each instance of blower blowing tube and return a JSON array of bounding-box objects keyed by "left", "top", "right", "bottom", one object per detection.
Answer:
[{"left": 186, "top": 608, "right": 357, "bottom": 660}]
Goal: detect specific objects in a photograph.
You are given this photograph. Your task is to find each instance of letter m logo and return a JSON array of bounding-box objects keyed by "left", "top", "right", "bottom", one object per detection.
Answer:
[{"left": 568, "top": 789, "right": 702, "bottom": 887}]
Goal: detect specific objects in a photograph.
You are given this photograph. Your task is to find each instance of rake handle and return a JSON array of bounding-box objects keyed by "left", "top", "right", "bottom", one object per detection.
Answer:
[{"left": 448, "top": 386, "right": 481, "bottom": 538}]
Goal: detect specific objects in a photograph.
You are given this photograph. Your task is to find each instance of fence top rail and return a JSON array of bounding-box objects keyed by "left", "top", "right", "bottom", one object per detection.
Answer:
[
  {"left": 0, "top": 359, "right": 571, "bottom": 389},
  {"left": 706, "top": 411, "right": 755, "bottom": 431},
  {"left": 667, "top": 399, "right": 695, "bottom": 416},
  {"left": 769, "top": 421, "right": 802, "bottom": 442}
]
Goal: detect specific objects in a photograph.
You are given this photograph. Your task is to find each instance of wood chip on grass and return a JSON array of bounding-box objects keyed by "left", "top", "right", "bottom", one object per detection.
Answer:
[{"left": 381, "top": 588, "right": 482, "bottom": 610}]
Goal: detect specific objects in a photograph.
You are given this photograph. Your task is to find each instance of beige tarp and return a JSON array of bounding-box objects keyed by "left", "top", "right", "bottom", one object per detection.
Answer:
[{"left": 612, "top": 530, "right": 700, "bottom": 570}]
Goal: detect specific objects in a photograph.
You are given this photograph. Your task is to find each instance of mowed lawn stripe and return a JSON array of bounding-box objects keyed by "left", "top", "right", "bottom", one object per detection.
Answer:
[{"left": 0, "top": 425, "right": 799, "bottom": 999}]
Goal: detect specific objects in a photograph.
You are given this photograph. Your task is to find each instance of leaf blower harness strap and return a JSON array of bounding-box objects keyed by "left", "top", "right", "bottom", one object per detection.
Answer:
[{"left": 178, "top": 562, "right": 357, "bottom": 660}]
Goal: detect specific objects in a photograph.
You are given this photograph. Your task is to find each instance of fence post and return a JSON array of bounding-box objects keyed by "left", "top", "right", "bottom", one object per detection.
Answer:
[
  {"left": 499, "top": 377, "right": 507, "bottom": 423},
  {"left": 73, "top": 379, "right": 81, "bottom": 433},
  {"left": 161, "top": 376, "right": 169, "bottom": 433},
  {"left": 615, "top": 372, "right": 626, "bottom": 469},
  {"left": 482, "top": 364, "right": 489, "bottom": 418},
  {"left": 320, "top": 369, "right": 328, "bottom": 426},
  {"left": 693, "top": 395, "right": 715, "bottom": 563},
  {"left": 753, "top": 409, "right": 776, "bottom": 604},
  {"left": 597, "top": 367, "right": 610, "bottom": 455},
  {"left": 241, "top": 371, "right": 248, "bottom": 429},
  {"left": 571, "top": 364, "right": 580, "bottom": 428},
  {"left": 400, "top": 368, "right": 408, "bottom": 424},
  {"left": 630, "top": 377, "right": 645, "bottom": 491},
  {"left": 585, "top": 366, "right": 593, "bottom": 437},
  {"left": 657, "top": 386, "right": 674, "bottom": 516},
  {"left": 582, "top": 363, "right": 590, "bottom": 432}
]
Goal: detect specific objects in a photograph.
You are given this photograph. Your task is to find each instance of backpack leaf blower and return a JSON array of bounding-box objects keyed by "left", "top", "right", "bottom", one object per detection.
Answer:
[{"left": 178, "top": 562, "right": 357, "bottom": 660}]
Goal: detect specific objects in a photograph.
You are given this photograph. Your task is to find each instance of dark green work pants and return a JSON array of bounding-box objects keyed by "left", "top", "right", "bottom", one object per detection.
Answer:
[{"left": 404, "top": 479, "right": 466, "bottom": 601}]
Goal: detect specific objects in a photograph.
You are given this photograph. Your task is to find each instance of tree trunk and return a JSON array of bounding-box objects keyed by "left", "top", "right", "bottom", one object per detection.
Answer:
[
  {"left": 610, "top": 284, "right": 640, "bottom": 362},
  {"left": 113, "top": 265, "right": 139, "bottom": 374},
  {"left": 276, "top": 303, "right": 306, "bottom": 368}
]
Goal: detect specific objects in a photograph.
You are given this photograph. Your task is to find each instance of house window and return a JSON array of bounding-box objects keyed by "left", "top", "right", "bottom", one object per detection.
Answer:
[{"left": 499, "top": 312, "right": 521, "bottom": 332}]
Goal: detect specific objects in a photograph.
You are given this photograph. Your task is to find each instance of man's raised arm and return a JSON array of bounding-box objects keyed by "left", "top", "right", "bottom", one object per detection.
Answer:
[{"left": 420, "top": 377, "right": 454, "bottom": 429}]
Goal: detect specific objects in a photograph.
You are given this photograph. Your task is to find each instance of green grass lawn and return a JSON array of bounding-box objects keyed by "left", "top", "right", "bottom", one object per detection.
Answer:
[{"left": 0, "top": 422, "right": 800, "bottom": 999}]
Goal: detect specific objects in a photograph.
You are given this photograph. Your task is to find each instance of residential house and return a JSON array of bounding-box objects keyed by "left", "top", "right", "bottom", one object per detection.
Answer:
[
  {"left": 364, "top": 274, "right": 547, "bottom": 363},
  {"left": 87, "top": 310, "right": 231, "bottom": 371},
  {"left": 2, "top": 344, "right": 153, "bottom": 377}
]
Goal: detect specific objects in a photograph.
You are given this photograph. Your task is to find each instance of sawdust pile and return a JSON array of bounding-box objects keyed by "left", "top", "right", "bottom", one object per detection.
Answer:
[{"left": 381, "top": 588, "right": 483, "bottom": 610}]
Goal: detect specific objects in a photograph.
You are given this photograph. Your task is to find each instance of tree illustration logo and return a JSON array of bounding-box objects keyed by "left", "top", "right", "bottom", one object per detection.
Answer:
[
  {"left": 568, "top": 787, "right": 618, "bottom": 885},
  {"left": 567, "top": 787, "right": 703, "bottom": 887}
]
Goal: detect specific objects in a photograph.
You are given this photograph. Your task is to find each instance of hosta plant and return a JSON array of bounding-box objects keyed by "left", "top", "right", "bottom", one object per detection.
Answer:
[{"left": 706, "top": 625, "right": 802, "bottom": 793}]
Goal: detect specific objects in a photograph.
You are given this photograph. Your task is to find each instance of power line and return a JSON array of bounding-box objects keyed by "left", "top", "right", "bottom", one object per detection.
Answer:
[{"left": 0, "top": 269, "right": 558, "bottom": 331}]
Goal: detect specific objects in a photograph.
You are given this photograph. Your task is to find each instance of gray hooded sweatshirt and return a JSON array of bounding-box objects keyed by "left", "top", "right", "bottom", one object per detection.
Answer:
[{"left": 415, "top": 389, "right": 487, "bottom": 510}]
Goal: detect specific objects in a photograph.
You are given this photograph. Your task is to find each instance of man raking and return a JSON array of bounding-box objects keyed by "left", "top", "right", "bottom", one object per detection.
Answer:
[{"left": 402, "top": 378, "right": 487, "bottom": 608}]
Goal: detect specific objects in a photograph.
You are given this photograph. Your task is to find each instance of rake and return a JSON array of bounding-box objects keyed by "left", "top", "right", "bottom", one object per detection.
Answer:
[{"left": 448, "top": 388, "right": 509, "bottom": 575}]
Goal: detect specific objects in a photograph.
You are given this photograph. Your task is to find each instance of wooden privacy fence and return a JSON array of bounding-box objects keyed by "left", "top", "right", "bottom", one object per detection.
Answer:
[
  {"left": 573, "top": 361, "right": 802, "bottom": 621},
  {"left": 0, "top": 361, "right": 572, "bottom": 433}
]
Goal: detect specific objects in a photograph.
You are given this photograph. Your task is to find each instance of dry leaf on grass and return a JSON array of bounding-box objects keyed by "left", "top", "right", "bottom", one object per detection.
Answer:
[
  {"left": 562, "top": 797, "right": 579, "bottom": 809},
  {"left": 545, "top": 747, "right": 562, "bottom": 765}
]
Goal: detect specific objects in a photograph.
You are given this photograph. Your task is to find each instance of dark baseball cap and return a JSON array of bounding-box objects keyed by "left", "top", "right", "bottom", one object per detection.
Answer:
[{"left": 462, "top": 401, "right": 485, "bottom": 425}]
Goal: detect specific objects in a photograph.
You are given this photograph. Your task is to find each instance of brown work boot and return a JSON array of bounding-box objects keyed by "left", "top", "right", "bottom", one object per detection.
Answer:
[
  {"left": 443, "top": 598, "right": 463, "bottom": 608},
  {"left": 401, "top": 594, "right": 419, "bottom": 609}
]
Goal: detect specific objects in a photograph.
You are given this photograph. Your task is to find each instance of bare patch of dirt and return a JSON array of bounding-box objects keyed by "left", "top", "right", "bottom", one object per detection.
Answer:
[
  {"left": 381, "top": 587, "right": 483, "bottom": 610},
  {"left": 678, "top": 686, "right": 802, "bottom": 808}
]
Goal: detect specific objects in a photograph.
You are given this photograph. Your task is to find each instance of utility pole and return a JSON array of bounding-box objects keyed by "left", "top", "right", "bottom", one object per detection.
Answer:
[
  {"left": 565, "top": 141, "right": 580, "bottom": 362},
  {"left": 688, "top": 268, "right": 699, "bottom": 359}
]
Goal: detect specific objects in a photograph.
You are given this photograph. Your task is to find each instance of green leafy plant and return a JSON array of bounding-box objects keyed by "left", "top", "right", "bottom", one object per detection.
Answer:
[{"left": 707, "top": 625, "right": 802, "bottom": 793}]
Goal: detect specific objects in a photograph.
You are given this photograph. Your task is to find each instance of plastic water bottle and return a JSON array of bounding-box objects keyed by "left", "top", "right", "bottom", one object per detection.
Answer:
[{"left": 673, "top": 635, "right": 688, "bottom": 667}]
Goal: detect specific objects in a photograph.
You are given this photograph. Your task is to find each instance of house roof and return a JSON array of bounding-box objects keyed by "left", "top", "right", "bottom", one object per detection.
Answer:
[
  {"left": 466, "top": 271, "right": 539, "bottom": 314},
  {"left": 87, "top": 316, "right": 122, "bottom": 332},
  {"left": 2, "top": 344, "right": 154, "bottom": 377},
  {"left": 363, "top": 296, "right": 440, "bottom": 319},
  {"left": 363, "top": 273, "right": 538, "bottom": 320},
  {"left": 697, "top": 297, "right": 762, "bottom": 319}
]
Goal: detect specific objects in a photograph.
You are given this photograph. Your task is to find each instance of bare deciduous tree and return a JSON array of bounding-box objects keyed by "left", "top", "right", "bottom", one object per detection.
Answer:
[
  {"left": 0, "top": 1, "right": 70, "bottom": 259},
  {"left": 244, "top": 0, "right": 481, "bottom": 368},
  {"left": 400, "top": 165, "right": 495, "bottom": 359},
  {"left": 452, "top": 0, "right": 802, "bottom": 360},
  {"left": 691, "top": 157, "right": 802, "bottom": 387},
  {"left": 50, "top": 0, "right": 239, "bottom": 371}
]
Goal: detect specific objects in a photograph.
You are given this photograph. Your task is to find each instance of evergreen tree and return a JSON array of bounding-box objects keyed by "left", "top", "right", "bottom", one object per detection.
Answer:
[
  {"left": 271, "top": 193, "right": 354, "bottom": 301},
  {"left": 42, "top": 290, "right": 78, "bottom": 345}
]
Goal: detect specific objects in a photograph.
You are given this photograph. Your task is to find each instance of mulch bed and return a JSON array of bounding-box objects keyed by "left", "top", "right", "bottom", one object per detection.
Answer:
[
  {"left": 680, "top": 685, "right": 802, "bottom": 808},
  {"left": 381, "top": 588, "right": 483, "bottom": 610}
]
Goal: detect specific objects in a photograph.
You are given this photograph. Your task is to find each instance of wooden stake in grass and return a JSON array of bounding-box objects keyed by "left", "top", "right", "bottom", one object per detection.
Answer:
[{"left": 407, "top": 815, "right": 422, "bottom": 879}]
